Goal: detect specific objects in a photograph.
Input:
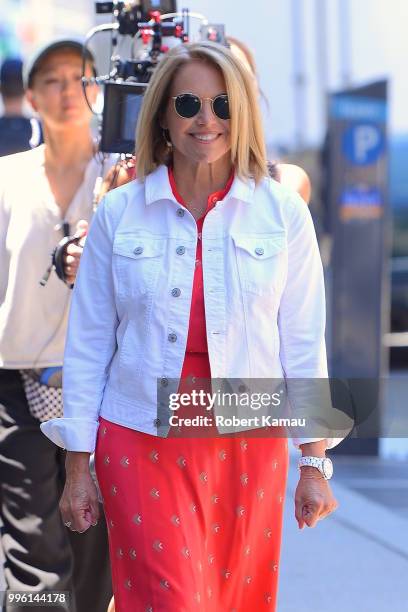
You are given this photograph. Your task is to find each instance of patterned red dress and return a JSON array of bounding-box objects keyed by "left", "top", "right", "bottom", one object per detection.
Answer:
[{"left": 95, "top": 169, "right": 289, "bottom": 612}]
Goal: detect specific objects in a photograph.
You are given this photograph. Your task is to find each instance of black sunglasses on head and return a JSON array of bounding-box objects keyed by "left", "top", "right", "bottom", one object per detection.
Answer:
[{"left": 171, "top": 93, "right": 230, "bottom": 120}]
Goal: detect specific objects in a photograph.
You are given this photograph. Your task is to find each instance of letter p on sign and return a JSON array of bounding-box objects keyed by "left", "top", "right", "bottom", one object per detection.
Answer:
[
  {"left": 342, "top": 122, "right": 384, "bottom": 166},
  {"left": 355, "top": 125, "right": 380, "bottom": 163}
]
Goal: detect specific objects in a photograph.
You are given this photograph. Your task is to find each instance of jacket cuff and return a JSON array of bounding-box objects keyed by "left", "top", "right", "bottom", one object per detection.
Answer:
[
  {"left": 40, "top": 418, "right": 99, "bottom": 452},
  {"left": 292, "top": 437, "right": 345, "bottom": 450}
]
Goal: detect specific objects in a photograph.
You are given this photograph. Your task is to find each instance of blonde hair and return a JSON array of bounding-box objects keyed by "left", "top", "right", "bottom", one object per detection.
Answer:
[
  {"left": 226, "top": 36, "right": 257, "bottom": 76},
  {"left": 135, "top": 41, "right": 268, "bottom": 184}
]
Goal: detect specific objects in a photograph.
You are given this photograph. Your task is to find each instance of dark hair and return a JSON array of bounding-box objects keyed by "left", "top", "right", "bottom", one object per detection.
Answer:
[
  {"left": 0, "top": 58, "right": 24, "bottom": 98},
  {"left": 267, "top": 161, "right": 279, "bottom": 180}
]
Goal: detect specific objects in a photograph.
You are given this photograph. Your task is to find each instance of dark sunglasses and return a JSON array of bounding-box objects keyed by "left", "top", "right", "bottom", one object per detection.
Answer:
[{"left": 171, "top": 93, "right": 230, "bottom": 120}]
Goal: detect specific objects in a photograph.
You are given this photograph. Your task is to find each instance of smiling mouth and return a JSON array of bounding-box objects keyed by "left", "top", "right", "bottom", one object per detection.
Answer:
[{"left": 190, "top": 133, "right": 221, "bottom": 143}]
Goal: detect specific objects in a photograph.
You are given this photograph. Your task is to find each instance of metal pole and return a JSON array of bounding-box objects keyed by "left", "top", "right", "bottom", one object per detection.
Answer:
[
  {"left": 315, "top": 0, "right": 329, "bottom": 120},
  {"left": 291, "top": 0, "right": 307, "bottom": 149},
  {"left": 338, "top": 0, "right": 352, "bottom": 86}
]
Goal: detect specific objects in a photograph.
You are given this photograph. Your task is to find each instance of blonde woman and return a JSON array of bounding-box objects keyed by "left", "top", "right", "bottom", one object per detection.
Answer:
[{"left": 42, "top": 42, "right": 340, "bottom": 611}]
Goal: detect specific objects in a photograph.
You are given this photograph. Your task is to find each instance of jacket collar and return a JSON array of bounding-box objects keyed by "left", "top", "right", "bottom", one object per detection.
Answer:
[{"left": 144, "top": 164, "right": 255, "bottom": 206}]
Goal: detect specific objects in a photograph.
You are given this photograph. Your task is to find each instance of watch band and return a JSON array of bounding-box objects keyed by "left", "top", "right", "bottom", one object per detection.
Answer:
[{"left": 298, "top": 456, "right": 333, "bottom": 480}]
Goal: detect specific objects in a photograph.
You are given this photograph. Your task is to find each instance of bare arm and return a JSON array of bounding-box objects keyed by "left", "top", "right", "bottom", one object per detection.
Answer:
[{"left": 276, "top": 163, "right": 312, "bottom": 204}]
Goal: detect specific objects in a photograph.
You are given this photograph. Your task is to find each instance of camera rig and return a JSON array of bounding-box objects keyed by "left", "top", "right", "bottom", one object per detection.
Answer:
[
  {"left": 42, "top": 1, "right": 227, "bottom": 287},
  {"left": 83, "top": 1, "right": 227, "bottom": 154}
]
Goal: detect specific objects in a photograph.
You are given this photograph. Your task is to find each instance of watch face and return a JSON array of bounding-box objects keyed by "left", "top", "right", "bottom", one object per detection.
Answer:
[{"left": 322, "top": 458, "right": 333, "bottom": 479}]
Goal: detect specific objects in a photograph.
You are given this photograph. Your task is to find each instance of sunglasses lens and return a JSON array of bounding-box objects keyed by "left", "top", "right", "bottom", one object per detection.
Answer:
[
  {"left": 175, "top": 94, "right": 201, "bottom": 118},
  {"left": 213, "top": 95, "right": 230, "bottom": 120}
]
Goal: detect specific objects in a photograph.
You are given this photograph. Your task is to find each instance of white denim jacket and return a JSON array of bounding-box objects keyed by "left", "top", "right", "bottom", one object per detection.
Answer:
[{"left": 41, "top": 165, "right": 344, "bottom": 452}]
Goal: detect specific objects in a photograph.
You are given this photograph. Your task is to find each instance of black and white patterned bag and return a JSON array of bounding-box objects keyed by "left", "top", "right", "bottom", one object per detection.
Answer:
[{"left": 20, "top": 369, "right": 63, "bottom": 422}]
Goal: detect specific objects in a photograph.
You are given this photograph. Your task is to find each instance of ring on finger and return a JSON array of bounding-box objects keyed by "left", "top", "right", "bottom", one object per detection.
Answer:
[{"left": 64, "top": 521, "right": 72, "bottom": 528}]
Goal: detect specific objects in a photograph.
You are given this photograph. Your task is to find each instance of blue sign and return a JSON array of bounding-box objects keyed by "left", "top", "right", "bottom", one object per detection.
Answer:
[
  {"left": 331, "top": 95, "right": 387, "bottom": 122},
  {"left": 342, "top": 123, "right": 385, "bottom": 166},
  {"left": 340, "top": 187, "right": 382, "bottom": 207}
]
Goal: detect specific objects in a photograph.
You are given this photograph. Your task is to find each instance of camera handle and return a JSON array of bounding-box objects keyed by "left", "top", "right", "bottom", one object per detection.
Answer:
[
  {"left": 39, "top": 234, "right": 82, "bottom": 290},
  {"left": 53, "top": 235, "right": 83, "bottom": 288}
]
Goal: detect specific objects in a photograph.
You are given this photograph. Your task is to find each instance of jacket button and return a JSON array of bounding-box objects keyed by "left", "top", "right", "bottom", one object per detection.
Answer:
[
  {"left": 171, "top": 288, "right": 181, "bottom": 297},
  {"left": 153, "top": 418, "right": 161, "bottom": 427},
  {"left": 176, "top": 246, "right": 185, "bottom": 255},
  {"left": 160, "top": 377, "right": 168, "bottom": 387},
  {"left": 177, "top": 209, "right": 185, "bottom": 217},
  {"left": 255, "top": 247, "right": 264, "bottom": 256},
  {"left": 133, "top": 246, "right": 143, "bottom": 255},
  {"left": 168, "top": 333, "right": 177, "bottom": 342}
]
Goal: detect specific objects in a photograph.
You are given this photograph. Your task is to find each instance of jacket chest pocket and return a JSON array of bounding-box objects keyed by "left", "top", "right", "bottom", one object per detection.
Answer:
[
  {"left": 113, "top": 234, "right": 166, "bottom": 298},
  {"left": 232, "top": 233, "right": 287, "bottom": 296}
]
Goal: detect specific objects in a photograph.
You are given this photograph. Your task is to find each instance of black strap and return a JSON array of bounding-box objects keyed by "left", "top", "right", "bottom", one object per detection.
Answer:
[{"left": 51, "top": 235, "right": 82, "bottom": 288}]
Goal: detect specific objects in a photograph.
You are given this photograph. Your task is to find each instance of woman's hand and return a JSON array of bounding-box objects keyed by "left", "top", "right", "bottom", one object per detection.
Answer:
[
  {"left": 63, "top": 220, "right": 88, "bottom": 285},
  {"left": 62, "top": 159, "right": 136, "bottom": 284},
  {"left": 60, "top": 451, "right": 100, "bottom": 533},
  {"left": 294, "top": 467, "right": 339, "bottom": 529}
]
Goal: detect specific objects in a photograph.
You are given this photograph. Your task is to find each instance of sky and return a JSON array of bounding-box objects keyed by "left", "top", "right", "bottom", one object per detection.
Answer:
[
  {"left": 3, "top": 0, "right": 408, "bottom": 150},
  {"left": 188, "top": 0, "right": 408, "bottom": 149}
]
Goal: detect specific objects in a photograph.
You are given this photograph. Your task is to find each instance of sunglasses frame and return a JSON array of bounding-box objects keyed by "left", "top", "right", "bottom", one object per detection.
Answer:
[{"left": 171, "top": 93, "right": 230, "bottom": 120}]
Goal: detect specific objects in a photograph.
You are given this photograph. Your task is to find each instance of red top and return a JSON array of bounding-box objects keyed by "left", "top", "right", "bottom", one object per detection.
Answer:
[{"left": 168, "top": 167, "right": 234, "bottom": 380}]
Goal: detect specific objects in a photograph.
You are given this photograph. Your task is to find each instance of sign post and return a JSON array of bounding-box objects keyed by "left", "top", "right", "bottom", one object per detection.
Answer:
[{"left": 327, "top": 81, "right": 389, "bottom": 455}]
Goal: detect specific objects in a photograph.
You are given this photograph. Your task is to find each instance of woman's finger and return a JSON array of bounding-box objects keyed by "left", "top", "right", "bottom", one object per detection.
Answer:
[
  {"left": 66, "top": 243, "right": 83, "bottom": 257},
  {"left": 317, "top": 498, "right": 339, "bottom": 521},
  {"left": 294, "top": 498, "right": 305, "bottom": 529},
  {"left": 70, "top": 508, "right": 92, "bottom": 533},
  {"left": 60, "top": 510, "right": 76, "bottom": 530},
  {"left": 88, "top": 496, "right": 100, "bottom": 525},
  {"left": 303, "top": 506, "right": 320, "bottom": 528},
  {"left": 61, "top": 506, "right": 92, "bottom": 533},
  {"left": 75, "top": 219, "right": 88, "bottom": 236},
  {"left": 317, "top": 509, "right": 331, "bottom": 521}
]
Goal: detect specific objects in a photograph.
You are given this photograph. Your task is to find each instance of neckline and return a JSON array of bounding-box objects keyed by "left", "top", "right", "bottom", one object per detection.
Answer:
[
  {"left": 168, "top": 166, "right": 235, "bottom": 215},
  {"left": 39, "top": 147, "right": 98, "bottom": 221}
]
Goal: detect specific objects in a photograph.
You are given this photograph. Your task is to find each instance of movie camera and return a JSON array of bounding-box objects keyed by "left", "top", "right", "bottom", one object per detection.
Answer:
[
  {"left": 84, "top": 0, "right": 227, "bottom": 154},
  {"left": 42, "top": 0, "right": 227, "bottom": 287}
]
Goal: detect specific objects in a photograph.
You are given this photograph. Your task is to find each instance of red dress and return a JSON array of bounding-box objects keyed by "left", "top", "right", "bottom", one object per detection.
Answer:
[{"left": 95, "top": 169, "right": 288, "bottom": 612}]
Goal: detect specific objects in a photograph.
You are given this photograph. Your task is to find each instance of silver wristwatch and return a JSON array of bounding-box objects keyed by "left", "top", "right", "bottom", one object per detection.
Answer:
[{"left": 298, "top": 456, "right": 333, "bottom": 480}]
